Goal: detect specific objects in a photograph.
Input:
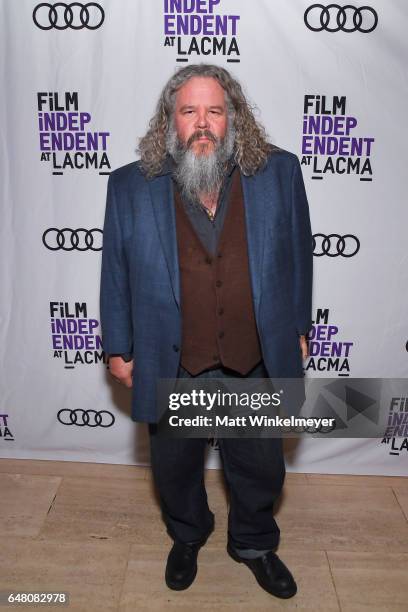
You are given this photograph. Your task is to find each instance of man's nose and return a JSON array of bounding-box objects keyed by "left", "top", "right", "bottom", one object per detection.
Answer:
[{"left": 195, "top": 110, "right": 209, "bottom": 129}]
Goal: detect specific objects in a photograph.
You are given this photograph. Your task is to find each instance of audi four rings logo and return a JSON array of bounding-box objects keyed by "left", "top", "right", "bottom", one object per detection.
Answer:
[
  {"left": 304, "top": 4, "right": 378, "bottom": 33},
  {"left": 33, "top": 3, "right": 105, "bottom": 30},
  {"left": 58, "top": 409, "right": 115, "bottom": 427},
  {"left": 313, "top": 234, "right": 360, "bottom": 257},
  {"left": 42, "top": 228, "right": 103, "bottom": 251}
]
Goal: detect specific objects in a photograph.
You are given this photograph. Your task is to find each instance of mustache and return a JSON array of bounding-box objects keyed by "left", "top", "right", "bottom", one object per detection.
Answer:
[{"left": 186, "top": 130, "right": 218, "bottom": 148}]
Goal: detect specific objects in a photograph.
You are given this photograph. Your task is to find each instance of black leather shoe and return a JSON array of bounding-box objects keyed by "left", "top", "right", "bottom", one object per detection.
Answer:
[
  {"left": 227, "top": 544, "right": 297, "bottom": 599},
  {"left": 165, "top": 541, "right": 201, "bottom": 590}
]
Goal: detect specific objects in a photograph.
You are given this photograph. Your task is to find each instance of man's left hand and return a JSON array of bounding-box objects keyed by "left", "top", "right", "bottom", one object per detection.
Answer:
[{"left": 299, "top": 335, "right": 308, "bottom": 359}]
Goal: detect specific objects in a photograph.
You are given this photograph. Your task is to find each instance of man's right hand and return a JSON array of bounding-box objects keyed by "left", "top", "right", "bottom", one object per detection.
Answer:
[{"left": 108, "top": 356, "right": 133, "bottom": 388}]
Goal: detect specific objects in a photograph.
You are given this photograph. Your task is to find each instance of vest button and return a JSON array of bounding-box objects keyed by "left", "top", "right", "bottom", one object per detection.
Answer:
[
  {"left": 218, "top": 308, "right": 224, "bottom": 315},
  {"left": 216, "top": 280, "right": 222, "bottom": 287},
  {"left": 172, "top": 344, "right": 179, "bottom": 352},
  {"left": 217, "top": 253, "right": 222, "bottom": 258},
  {"left": 205, "top": 256, "right": 212, "bottom": 264},
  {"left": 218, "top": 331, "right": 225, "bottom": 339}
]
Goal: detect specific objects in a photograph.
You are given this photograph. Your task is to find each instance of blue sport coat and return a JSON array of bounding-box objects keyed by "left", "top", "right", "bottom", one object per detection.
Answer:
[{"left": 100, "top": 148, "right": 313, "bottom": 422}]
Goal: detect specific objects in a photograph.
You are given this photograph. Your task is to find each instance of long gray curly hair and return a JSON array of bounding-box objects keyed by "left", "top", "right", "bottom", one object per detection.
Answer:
[{"left": 138, "top": 64, "right": 278, "bottom": 177}]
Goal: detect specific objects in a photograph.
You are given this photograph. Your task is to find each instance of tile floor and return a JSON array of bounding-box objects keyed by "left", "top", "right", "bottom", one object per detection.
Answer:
[{"left": 0, "top": 459, "right": 407, "bottom": 611}]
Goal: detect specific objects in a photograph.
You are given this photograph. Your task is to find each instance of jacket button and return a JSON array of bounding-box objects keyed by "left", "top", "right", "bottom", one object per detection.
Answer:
[
  {"left": 217, "top": 253, "right": 222, "bottom": 258},
  {"left": 173, "top": 344, "right": 179, "bottom": 352},
  {"left": 213, "top": 354, "right": 219, "bottom": 361},
  {"left": 218, "top": 307, "right": 224, "bottom": 315},
  {"left": 218, "top": 331, "right": 225, "bottom": 339},
  {"left": 216, "top": 280, "right": 222, "bottom": 287},
  {"left": 205, "top": 256, "right": 212, "bottom": 264}
]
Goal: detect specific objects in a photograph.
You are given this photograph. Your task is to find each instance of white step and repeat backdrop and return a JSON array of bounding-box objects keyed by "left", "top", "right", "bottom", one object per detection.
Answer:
[{"left": 1, "top": 0, "right": 407, "bottom": 475}]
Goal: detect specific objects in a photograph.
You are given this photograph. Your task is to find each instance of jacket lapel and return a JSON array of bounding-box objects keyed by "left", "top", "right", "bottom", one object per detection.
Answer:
[
  {"left": 241, "top": 172, "right": 266, "bottom": 323},
  {"left": 148, "top": 174, "right": 180, "bottom": 309}
]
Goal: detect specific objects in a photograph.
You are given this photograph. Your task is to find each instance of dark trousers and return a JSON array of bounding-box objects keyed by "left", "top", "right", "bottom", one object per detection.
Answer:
[{"left": 148, "top": 361, "right": 286, "bottom": 551}]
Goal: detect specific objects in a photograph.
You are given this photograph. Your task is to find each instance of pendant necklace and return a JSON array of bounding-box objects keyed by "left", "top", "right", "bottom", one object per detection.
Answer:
[{"left": 202, "top": 205, "right": 215, "bottom": 221}]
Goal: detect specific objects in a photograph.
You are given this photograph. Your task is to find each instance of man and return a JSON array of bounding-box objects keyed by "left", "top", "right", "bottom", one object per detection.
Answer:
[{"left": 100, "top": 64, "right": 313, "bottom": 599}]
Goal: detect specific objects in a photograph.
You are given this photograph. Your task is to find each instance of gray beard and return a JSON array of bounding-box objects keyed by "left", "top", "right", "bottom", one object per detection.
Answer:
[{"left": 166, "top": 123, "right": 236, "bottom": 207}]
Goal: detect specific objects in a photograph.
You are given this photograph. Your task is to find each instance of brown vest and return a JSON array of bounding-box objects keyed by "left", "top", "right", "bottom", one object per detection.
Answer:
[{"left": 174, "top": 169, "right": 262, "bottom": 375}]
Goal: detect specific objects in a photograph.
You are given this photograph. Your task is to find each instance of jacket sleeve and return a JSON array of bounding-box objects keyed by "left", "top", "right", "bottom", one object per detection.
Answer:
[
  {"left": 99, "top": 173, "right": 133, "bottom": 355},
  {"left": 290, "top": 157, "right": 313, "bottom": 336}
]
